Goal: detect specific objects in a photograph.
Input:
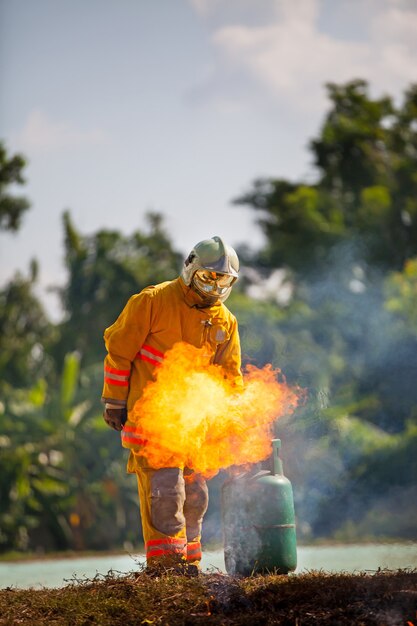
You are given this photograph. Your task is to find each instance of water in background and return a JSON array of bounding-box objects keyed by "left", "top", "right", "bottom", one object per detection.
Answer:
[{"left": 1, "top": 543, "right": 416, "bottom": 589}]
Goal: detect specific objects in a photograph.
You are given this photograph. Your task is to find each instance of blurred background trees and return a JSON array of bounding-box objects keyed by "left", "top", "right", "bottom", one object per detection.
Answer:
[
  {"left": 0, "top": 141, "right": 30, "bottom": 233},
  {"left": 232, "top": 79, "right": 417, "bottom": 541},
  {"left": 1, "top": 79, "right": 417, "bottom": 553}
]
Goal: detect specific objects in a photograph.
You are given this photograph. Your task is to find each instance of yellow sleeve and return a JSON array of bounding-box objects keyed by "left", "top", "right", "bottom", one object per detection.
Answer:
[
  {"left": 215, "top": 317, "right": 243, "bottom": 387},
  {"left": 101, "top": 291, "right": 153, "bottom": 405}
]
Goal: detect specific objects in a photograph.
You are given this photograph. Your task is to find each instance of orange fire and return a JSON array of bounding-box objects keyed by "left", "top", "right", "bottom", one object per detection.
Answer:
[{"left": 132, "top": 342, "right": 300, "bottom": 477}]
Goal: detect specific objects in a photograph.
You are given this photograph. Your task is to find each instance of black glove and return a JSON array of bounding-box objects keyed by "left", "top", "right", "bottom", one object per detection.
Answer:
[{"left": 103, "top": 407, "right": 127, "bottom": 431}]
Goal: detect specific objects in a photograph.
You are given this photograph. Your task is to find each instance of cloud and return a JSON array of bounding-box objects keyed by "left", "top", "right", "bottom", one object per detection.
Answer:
[
  {"left": 189, "top": 0, "right": 417, "bottom": 112},
  {"left": 371, "top": 4, "right": 417, "bottom": 83},
  {"left": 188, "top": 0, "right": 223, "bottom": 18},
  {"left": 13, "top": 110, "right": 110, "bottom": 152}
]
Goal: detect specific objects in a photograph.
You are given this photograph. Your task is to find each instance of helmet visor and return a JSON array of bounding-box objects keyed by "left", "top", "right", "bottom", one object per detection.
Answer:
[{"left": 193, "top": 269, "right": 236, "bottom": 296}]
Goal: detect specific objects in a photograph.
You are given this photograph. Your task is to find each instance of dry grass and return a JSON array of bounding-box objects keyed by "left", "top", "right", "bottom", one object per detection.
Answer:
[{"left": 1, "top": 568, "right": 416, "bottom": 625}]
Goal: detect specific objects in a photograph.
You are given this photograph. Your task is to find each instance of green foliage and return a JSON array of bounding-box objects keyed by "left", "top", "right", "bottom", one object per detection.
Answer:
[
  {"left": 0, "top": 354, "right": 139, "bottom": 552},
  {"left": 385, "top": 256, "right": 417, "bottom": 333},
  {"left": 232, "top": 80, "right": 417, "bottom": 540},
  {"left": 311, "top": 80, "right": 394, "bottom": 202},
  {"left": 311, "top": 420, "right": 417, "bottom": 540},
  {"left": 0, "top": 266, "right": 55, "bottom": 391},
  {"left": 0, "top": 141, "right": 30, "bottom": 231},
  {"left": 235, "top": 80, "right": 417, "bottom": 274}
]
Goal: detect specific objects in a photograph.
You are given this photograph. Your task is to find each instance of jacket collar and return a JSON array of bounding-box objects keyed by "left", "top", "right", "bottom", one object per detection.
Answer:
[{"left": 176, "top": 276, "right": 222, "bottom": 310}]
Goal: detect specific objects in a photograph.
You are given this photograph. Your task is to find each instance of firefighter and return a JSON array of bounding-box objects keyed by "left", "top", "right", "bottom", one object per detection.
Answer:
[{"left": 101, "top": 236, "right": 242, "bottom": 574}]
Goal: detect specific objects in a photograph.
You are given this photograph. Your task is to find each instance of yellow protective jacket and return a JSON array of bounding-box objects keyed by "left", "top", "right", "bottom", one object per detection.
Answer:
[{"left": 102, "top": 276, "right": 242, "bottom": 450}]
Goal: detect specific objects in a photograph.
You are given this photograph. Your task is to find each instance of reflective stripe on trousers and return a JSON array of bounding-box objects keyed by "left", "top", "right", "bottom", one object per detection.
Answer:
[
  {"left": 146, "top": 537, "right": 187, "bottom": 560},
  {"left": 186, "top": 540, "right": 202, "bottom": 562}
]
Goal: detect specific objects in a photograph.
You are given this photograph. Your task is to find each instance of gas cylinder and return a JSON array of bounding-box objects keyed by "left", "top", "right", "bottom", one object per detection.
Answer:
[{"left": 221, "top": 439, "right": 297, "bottom": 575}]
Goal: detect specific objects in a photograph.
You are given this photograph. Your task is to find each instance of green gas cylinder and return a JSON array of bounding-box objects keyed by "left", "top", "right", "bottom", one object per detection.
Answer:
[{"left": 222, "top": 439, "right": 297, "bottom": 575}]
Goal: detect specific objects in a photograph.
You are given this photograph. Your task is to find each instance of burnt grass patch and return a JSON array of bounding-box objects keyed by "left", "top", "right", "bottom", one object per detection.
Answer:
[{"left": 0, "top": 569, "right": 416, "bottom": 625}]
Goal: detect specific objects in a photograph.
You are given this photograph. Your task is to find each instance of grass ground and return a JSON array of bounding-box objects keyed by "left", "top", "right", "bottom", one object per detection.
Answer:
[{"left": 1, "top": 568, "right": 416, "bottom": 625}]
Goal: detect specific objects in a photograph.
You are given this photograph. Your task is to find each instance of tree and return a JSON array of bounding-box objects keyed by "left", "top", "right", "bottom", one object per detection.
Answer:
[
  {"left": 235, "top": 80, "right": 417, "bottom": 275},
  {"left": 311, "top": 80, "right": 393, "bottom": 209},
  {"left": 0, "top": 141, "right": 30, "bottom": 231},
  {"left": 385, "top": 256, "right": 417, "bottom": 333},
  {"left": 0, "top": 262, "right": 54, "bottom": 392},
  {"left": 0, "top": 352, "right": 139, "bottom": 553},
  {"left": 232, "top": 81, "right": 417, "bottom": 541}
]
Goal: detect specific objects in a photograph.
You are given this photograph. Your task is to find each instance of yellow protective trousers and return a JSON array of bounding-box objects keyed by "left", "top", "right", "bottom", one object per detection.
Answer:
[{"left": 128, "top": 453, "right": 209, "bottom": 568}]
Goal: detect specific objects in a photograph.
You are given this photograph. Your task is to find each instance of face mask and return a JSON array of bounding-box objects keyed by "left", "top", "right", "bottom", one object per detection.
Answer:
[{"left": 193, "top": 270, "right": 235, "bottom": 297}]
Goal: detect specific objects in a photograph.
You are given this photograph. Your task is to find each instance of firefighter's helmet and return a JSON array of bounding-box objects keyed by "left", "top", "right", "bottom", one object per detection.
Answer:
[{"left": 182, "top": 236, "right": 239, "bottom": 303}]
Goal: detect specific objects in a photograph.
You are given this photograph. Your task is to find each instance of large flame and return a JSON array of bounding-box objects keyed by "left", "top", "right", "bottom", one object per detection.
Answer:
[{"left": 132, "top": 342, "right": 300, "bottom": 476}]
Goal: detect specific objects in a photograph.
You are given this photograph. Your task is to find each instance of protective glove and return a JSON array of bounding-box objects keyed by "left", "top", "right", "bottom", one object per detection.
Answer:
[{"left": 103, "top": 405, "right": 127, "bottom": 431}]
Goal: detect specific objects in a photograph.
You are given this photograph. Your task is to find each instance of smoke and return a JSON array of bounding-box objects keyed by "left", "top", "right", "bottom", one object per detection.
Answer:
[{"left": 233, "top": 237, "right": 417, "bottom": 541}]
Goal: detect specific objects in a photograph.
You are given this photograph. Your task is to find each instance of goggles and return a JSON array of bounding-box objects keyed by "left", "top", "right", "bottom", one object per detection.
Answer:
[{"left": 193, "top": 269, "right": 235, "bottom": 295}]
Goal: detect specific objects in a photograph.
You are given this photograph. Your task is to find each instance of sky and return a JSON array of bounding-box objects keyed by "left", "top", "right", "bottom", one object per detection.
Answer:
[{"left": 1, "top": 0, "right": 417, "bottom": 318}]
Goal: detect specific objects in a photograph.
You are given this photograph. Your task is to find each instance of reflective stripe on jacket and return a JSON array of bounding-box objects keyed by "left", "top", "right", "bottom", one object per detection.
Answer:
[{"left": 101, "top": 276, "right": 242, "bottom": 451}]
